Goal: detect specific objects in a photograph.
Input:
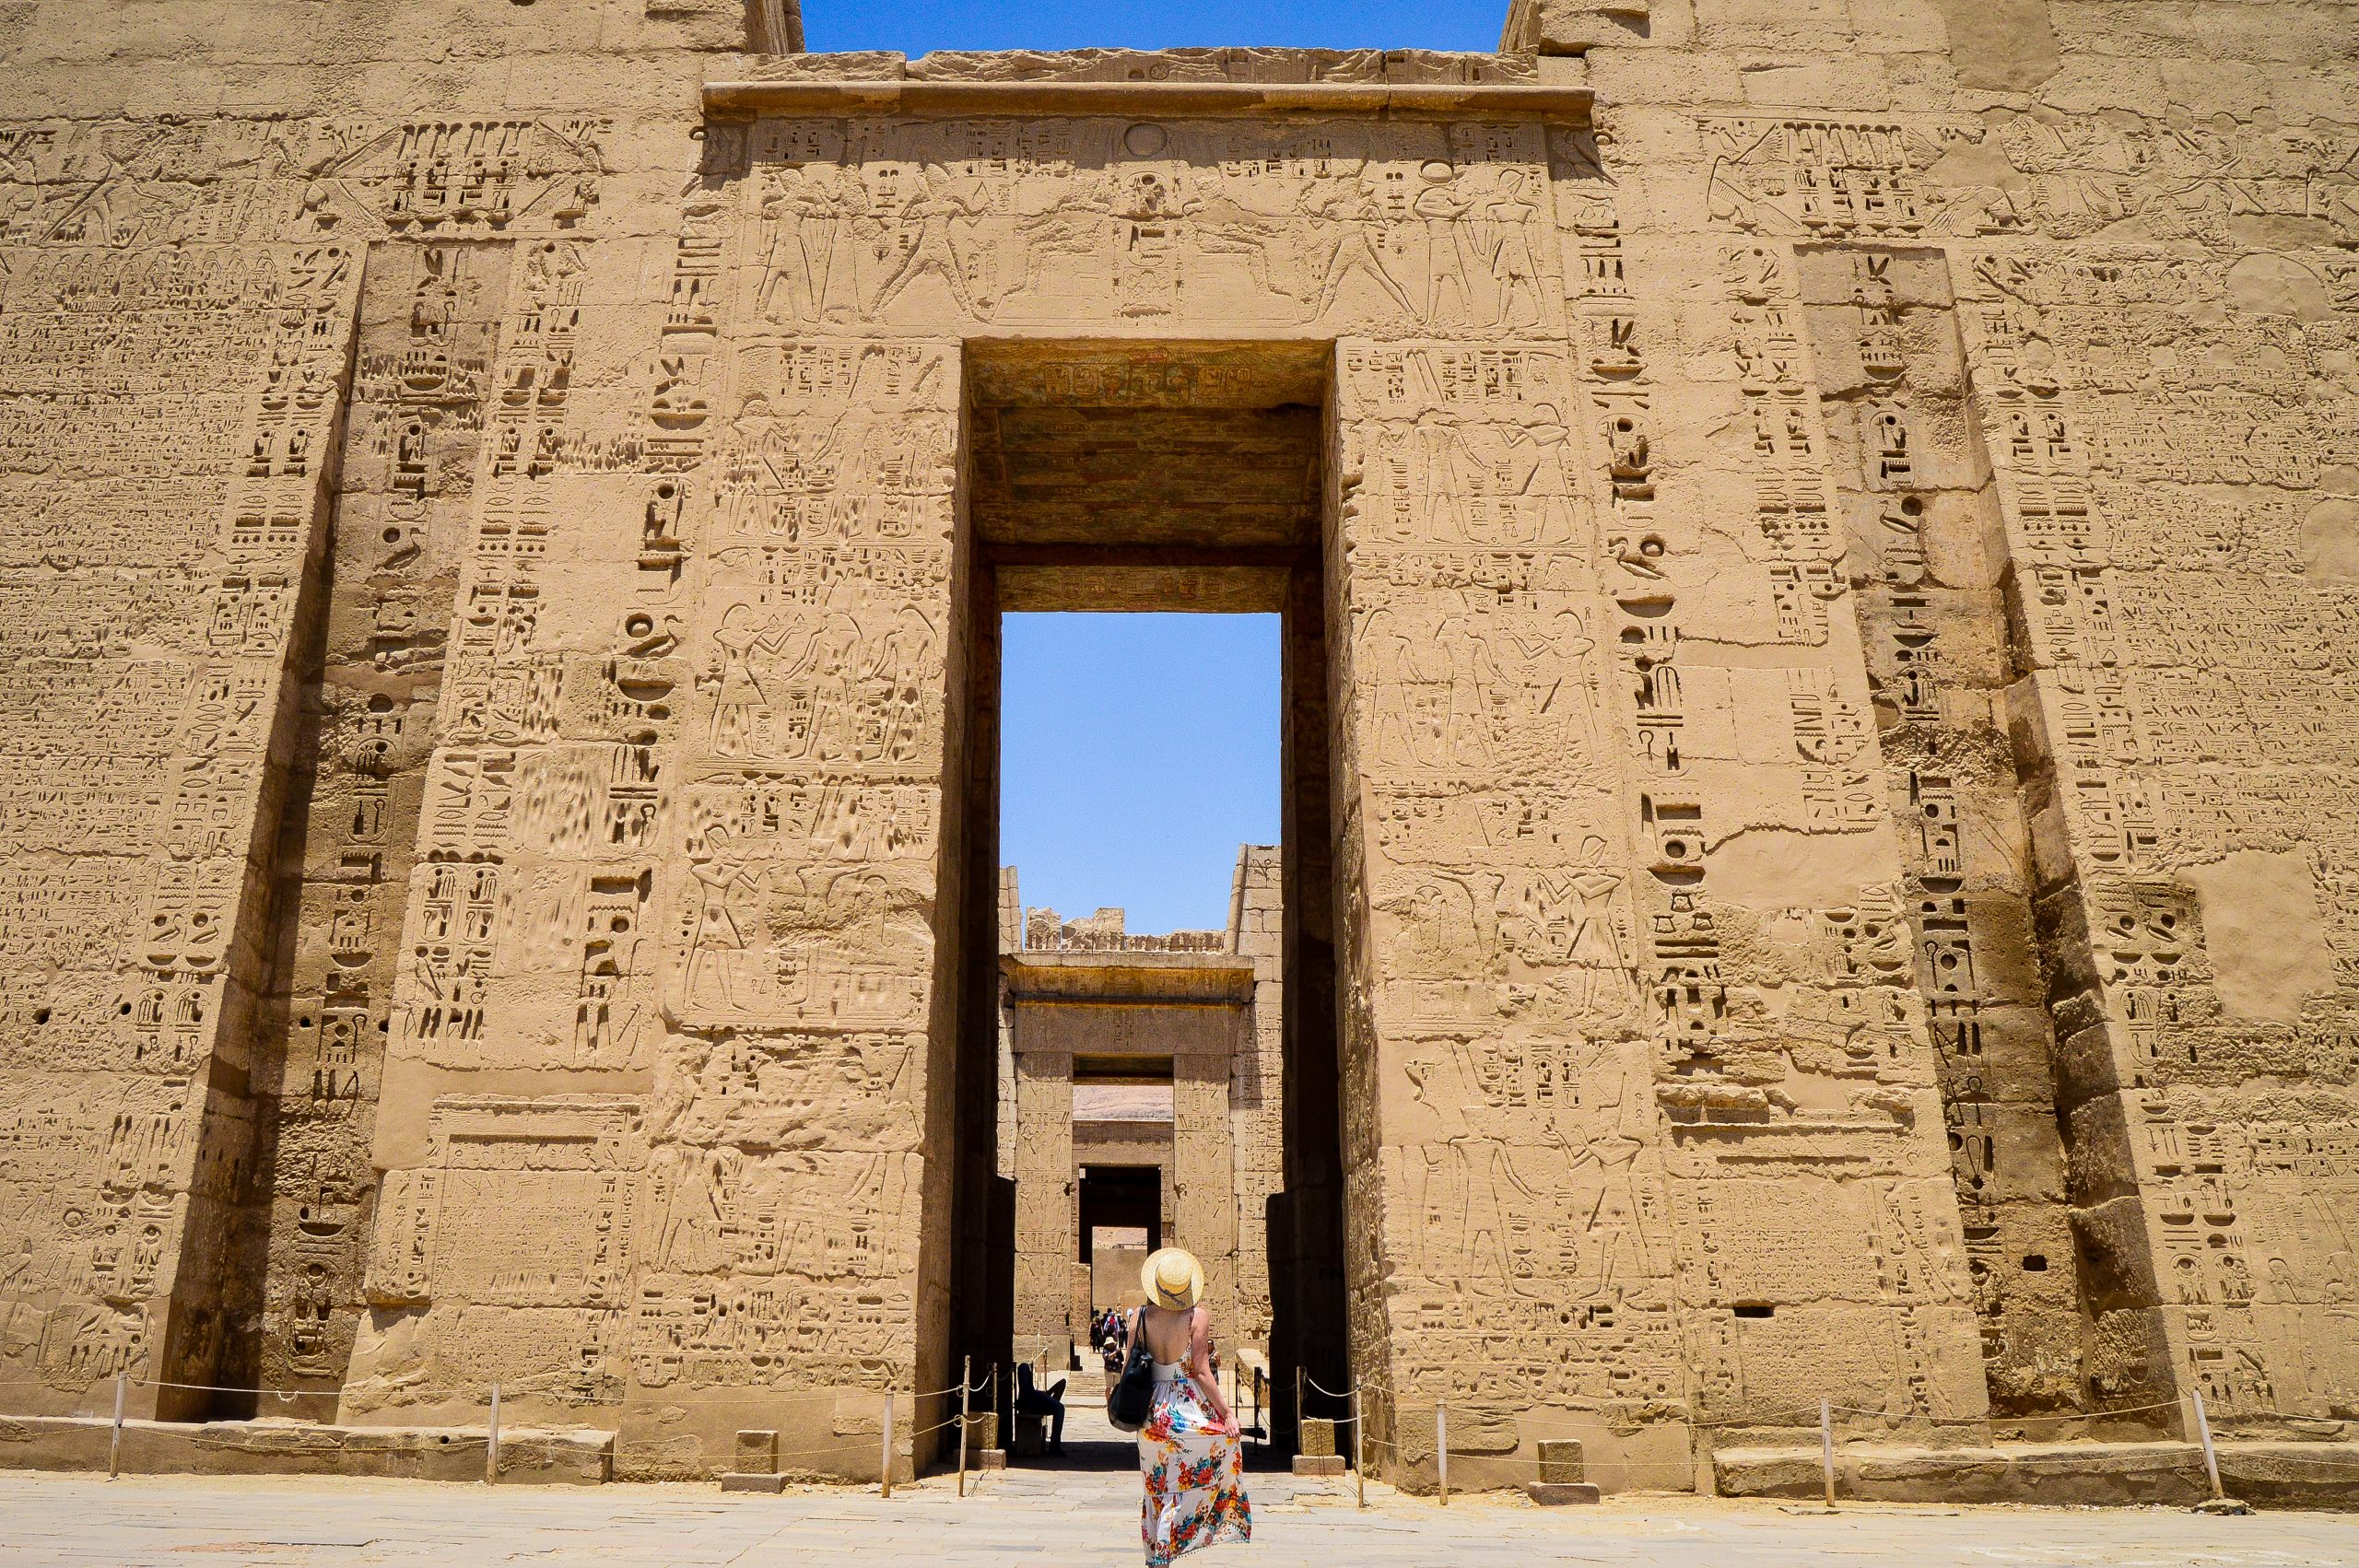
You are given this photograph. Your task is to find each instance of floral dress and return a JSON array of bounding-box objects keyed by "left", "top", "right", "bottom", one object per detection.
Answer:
[{"left": 1139, "top": 1363, "right": 1251, "bottom": 1566}]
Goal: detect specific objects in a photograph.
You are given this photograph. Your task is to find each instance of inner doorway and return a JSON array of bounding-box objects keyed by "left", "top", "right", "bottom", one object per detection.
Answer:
[{"left": 945, "top": 341, "right": 1346, "bottom": 1469}]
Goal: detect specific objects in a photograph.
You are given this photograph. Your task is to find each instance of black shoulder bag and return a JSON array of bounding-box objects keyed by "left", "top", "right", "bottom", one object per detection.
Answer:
[{"left": 1107, "top": 1306, "right": 1155, "bottom": 1433}]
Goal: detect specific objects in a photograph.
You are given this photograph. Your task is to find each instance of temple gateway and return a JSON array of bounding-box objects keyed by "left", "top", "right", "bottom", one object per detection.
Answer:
[{"left": 3, "top": 0, "right": 2359, "bottom": 1498}]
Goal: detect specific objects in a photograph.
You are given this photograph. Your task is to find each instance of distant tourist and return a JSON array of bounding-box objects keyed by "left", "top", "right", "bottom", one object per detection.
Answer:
[
  {"left": 1132, "top": 1247, "right": 1251, "bottom": 1565},
  {"left": 1016, "top": 1362, "right": 1067, "bottom": 1455}
]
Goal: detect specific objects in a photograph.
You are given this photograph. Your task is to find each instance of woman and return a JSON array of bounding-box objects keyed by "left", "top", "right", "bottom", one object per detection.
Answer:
[{"left": 1128, "top": 1247, "right": 1251, "bottom": 1566}]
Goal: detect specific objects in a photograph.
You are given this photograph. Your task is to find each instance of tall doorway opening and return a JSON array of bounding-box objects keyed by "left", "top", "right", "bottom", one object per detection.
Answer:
[{"left": 946, "top": 342, "right": 1345, "bottom": 1466}]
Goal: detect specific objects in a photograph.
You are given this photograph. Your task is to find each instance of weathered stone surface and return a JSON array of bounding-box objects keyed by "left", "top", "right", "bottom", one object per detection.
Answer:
[
  {"left": 0, "top": 0, "right": 2356, "bottom": 1506},
  {"left": 1524, "top": 1480, "right": 1604, "bottom": 1504},
  {"left": 0, "top": 1414, "right": 609, "bottom": 1484},
  {"left": 1719, "top": 1438, "right": 2359, "bottom": 1511}
]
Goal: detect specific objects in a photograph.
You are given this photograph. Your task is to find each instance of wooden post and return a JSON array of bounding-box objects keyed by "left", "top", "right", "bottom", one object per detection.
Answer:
[
  {"left": 1819, "top": 1397, "right": 1837, "bottom": 1509},
  {"left": 486, "top": 1383, "right": 501, "bottom": 1484},
  {"left": 1436, "top": 1397, "right": 1449, "bottom": 1506},
  {"left": 880, "top": 1390, "right": 895, "bottom": 1499},
  {"left": 957, "top": 1354, "right": 970, "bottom": 1499},
  {"left": 2193, "top": 1388, "right": 2224, "bottom": 1500},
  {"left": 1294, "top": 1365, "right": 1304, "bottom": 1448},
  {"left": 107, "top": 1372, "right": 125, "bottom": 1480},
  {"left": 1353, "top": 1384, "right": 1365, "bottom": 1509}
]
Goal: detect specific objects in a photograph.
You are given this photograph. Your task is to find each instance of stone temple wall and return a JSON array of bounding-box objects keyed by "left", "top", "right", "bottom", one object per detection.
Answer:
[{"left": 0, "top": 0, "right": 2352, "bottom": 1491}]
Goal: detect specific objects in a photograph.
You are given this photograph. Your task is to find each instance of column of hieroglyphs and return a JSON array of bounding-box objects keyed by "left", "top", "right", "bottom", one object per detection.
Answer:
[
  {"left": 348, "top": 122, "right": 675, "bottom": 1429},
  {"left": 347, "top": 202, "right": 673, "bottom": 1430},
  {"left": 241, "top": 209, "right": 543, "bottom": 1410},
  {"left": 1555, "top": 109, "right": 1988, "bottom": 1438},
  {"left": 0, "top": 122, "right": 362, "bottom": 1417},
  {"left": 1791, "top": 245, "right": 2089, "bottom": 1420}
]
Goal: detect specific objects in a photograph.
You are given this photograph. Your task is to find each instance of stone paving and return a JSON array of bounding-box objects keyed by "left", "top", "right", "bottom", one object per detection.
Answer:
[{"left": 4, "top": 1462, "right": 2357, "bottom": 1567}]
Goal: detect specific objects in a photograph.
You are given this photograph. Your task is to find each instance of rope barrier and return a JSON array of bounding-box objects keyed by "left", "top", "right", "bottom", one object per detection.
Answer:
[
  {"left": 1302, "top": 1373, "right": 1391, "bottom": 1401},
  {"left": 142, "top": 1377, "right": 303, "bottom": 1402},
  {"left": 0, "top": 1375, "right": 313, "bottom": 1401},
  {"left": 10, "top": 1356, "right": 2354, "bottom": 1503},
  {"left": 1982, "top": 1397, "right": 2191, "bottom": 1420}
]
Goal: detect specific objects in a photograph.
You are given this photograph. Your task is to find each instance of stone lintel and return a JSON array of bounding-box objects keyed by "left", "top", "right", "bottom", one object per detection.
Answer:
[
  {"left": 703, "top": 78, "right": 1592, "bottom": 123},
  {"left": 1002, "top": 952, "right": 1260, "bottom": 1007}
]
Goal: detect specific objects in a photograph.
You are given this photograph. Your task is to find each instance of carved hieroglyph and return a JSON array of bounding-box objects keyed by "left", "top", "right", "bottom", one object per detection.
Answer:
[{"left": 1, "top": 0, "right": 2357, "bottom": 1491}]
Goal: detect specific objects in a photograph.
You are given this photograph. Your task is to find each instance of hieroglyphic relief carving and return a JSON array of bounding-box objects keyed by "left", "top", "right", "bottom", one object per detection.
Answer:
[
  {"left": 1334, "top": 305, "right": 1679, "bottom": 1459},
  {"left": 0, "top": 214, "right": 360, "bottom": 1414},
  {"left": 1956, "top": 240, "right": 2359, "bottom": 1422},
  {"left": 230, "top": 237, "right": 514, "bottom": 1405},
  {"left": 740, "top": 116, "right": 1559, "bottom": 337},
  {"left": 311, "top": 120, "right": 609, "bottom": 242},
  {"left": 1562, "top": 153, "right": 1982, "bottom": 1433},
  {"left": 1797, "top": 244, "right": 2089, "bottom": 1418}
]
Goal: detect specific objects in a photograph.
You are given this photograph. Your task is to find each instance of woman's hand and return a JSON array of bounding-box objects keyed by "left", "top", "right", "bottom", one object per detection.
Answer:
[{"left": 1219, "top": 1411, "right": 1241, "bottom": 1441}]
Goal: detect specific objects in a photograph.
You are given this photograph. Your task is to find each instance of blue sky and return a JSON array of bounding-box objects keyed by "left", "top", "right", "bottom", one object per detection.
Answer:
[
  {"left": 1001, "top": 614, "right": 1281, "bottom": 936},
  {"left": 806, "top": 0, "right": 1502, "bottom": 54}
]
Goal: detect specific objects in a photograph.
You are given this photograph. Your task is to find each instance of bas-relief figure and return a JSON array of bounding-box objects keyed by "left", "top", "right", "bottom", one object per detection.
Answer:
[{"left": 0, "top": 0, "right": 2354, "bottom": 1492}]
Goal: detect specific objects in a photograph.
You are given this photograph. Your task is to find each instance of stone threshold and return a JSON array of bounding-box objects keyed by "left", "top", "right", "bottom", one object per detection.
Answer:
[
  {"left": 0, "top": 1415, "right": 610, "bottom": 1486},
  {"left": 701, "top": 78, "right": 1592, "bottom": 122},
  {"left": 1715, "top": 1438, "right": 2359, "bottom": 1511}
]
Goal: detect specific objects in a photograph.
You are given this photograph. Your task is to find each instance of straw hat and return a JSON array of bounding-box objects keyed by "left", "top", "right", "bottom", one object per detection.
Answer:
[{"left": 1140, "top": 1246, "right": 1205, "bottom": 1311}]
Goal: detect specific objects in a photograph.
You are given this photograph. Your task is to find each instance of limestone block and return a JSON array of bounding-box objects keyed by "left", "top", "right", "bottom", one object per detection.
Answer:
[
  {"left": 1513, "top": 0, "right": 1652, "bottom": 55},
  {"left": 733, "top": 1430, "right": 779, "bottom": 1474},
  {"left": 1397, "top": 1406, "right": 1518, "bottom": 1464},
  {"left": 1522, "top": 1481, "right": 1603, "bottom": 1504},
  {"left": 1537, "top": 1438, "right": 1587, "bottom": 1484},
  {"left": 1300, "top": 1417, "right": 1338, "bottom": 1458}
]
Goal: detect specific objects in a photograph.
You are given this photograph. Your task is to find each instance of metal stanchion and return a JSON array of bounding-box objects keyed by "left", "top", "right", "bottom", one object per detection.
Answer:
[
  {"left": 1819, "top": 1397, "right": 1837, "bottom": 1509},
  {"left": 1353, "top": 1383, "right": 1365, "bottom": 1509},
  {"left": 108, "top": 1372, "right": 125, "bottom": 1480},
  {"left": 957, "top": 1354, "right": 970, "bottom": 1499},
  {"left": 880, "top": 1390, "right": 895, "bottom": 1499},
  {"left": 2193, "top": 1388, "right": 2224, "bottom": 1500},
  {"left": 1437, "top": 1397, "right": 1449, "bottom": 1506},
  {"left": 486, "top": 1383, "right": 501, "bottom": 1484}
]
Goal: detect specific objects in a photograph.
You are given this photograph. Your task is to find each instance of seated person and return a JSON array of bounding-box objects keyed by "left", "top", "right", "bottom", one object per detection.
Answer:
[{"left": 1015, "top": 1362, "right": 1067, "bottom": 1455}]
